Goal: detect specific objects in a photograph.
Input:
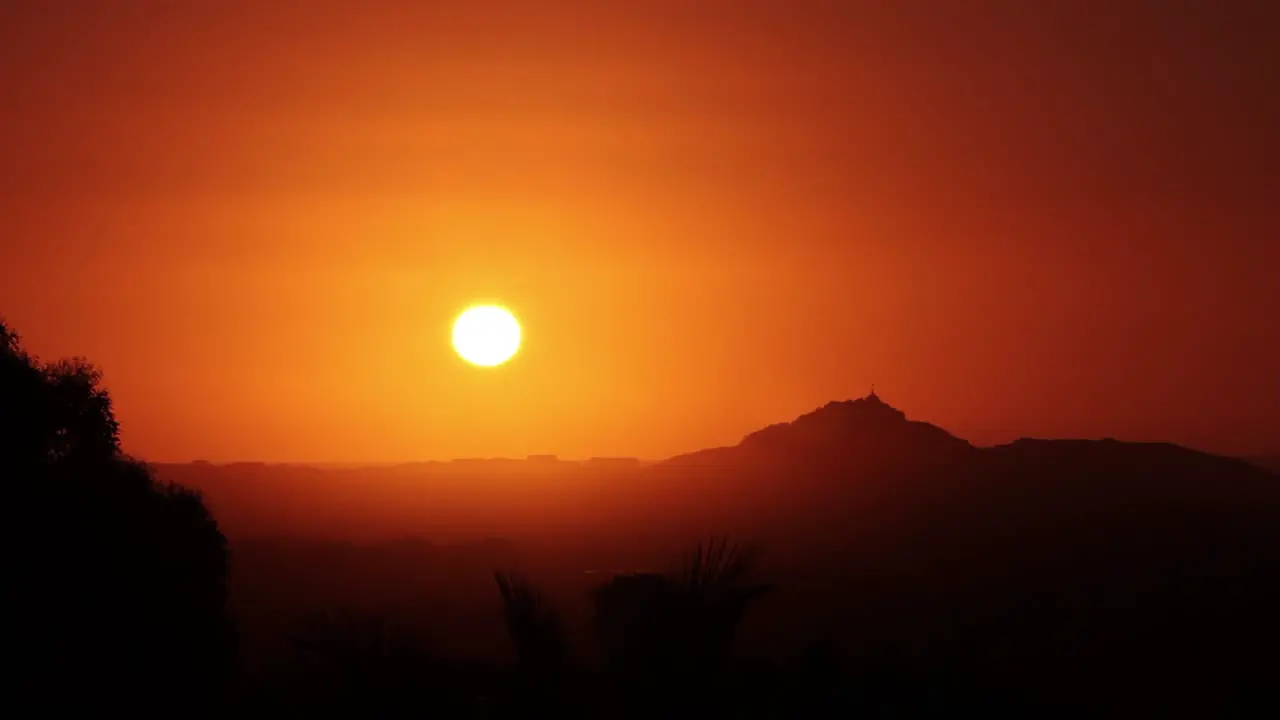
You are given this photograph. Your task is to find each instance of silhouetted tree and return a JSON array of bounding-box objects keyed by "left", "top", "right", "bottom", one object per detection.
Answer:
[{"left": 1, "top": 319, "right": 233, "bottom": 717}]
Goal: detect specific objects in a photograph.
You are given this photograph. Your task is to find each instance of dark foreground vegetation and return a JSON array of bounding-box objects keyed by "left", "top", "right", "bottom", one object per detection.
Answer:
[{"left": 5, "top": 319, "right": 1280, "bottom": 718}]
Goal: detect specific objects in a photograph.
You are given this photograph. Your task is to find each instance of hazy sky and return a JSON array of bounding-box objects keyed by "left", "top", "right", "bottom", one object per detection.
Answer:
[{"left": 2, "top": 0, "right": 1277, "bottom": 462}]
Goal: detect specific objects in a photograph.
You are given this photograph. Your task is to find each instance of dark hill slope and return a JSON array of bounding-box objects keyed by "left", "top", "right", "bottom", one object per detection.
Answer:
[{"left": 651, "top": 395, "right": 1280, "bottom": 713}]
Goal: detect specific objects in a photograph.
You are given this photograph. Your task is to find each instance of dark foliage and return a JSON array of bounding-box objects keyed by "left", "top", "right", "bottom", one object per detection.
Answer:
[
  {"left": 590, "top": 538, "right": 771, "bottom": 717},
  {"left": 1, "top": 320, "right": 233, "bottom": 717}
]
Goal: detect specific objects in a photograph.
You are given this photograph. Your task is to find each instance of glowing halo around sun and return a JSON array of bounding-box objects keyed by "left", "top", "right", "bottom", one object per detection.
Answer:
[{"left": 451, "top": 305, "right": 522, "bottom": 367}]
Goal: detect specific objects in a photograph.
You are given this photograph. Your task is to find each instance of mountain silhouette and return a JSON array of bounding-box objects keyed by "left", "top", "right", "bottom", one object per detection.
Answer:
[
  {"left": 649, "top": 392, "right": 1275, "bottom": 514},
  {"left": 156, "top": 392, "right": 1279, "bottom": 552},
  {"left": 139, "top": 391, "right": 1280, "bottom": 714},
  {"left": 665, "top": 391, "right": 973, "bottom": 473},
  {"left": 658, "top": 394, "right": 1280, "bottom": 714}
]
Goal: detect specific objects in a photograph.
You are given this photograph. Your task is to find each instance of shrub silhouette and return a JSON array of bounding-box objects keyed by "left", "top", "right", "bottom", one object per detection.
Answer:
[
  {"left": 591, "top": 537, "right": 770, "bottom": 717},
  {"left": 1, "top": 320, "right": 233, "bottom": 716}
]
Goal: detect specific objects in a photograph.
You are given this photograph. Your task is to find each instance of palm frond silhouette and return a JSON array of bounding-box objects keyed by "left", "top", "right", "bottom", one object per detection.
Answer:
[{"left": 494, "top": 571, "right": 568, "bottom": 671}]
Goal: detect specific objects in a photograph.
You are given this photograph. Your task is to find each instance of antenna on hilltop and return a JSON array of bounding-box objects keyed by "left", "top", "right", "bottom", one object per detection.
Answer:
[{"left": 869, "top": 384, "right": 877, "bottom": 399}]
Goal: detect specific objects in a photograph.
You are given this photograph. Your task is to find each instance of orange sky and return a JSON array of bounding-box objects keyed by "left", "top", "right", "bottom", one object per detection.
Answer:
[{"left": 2, "top": 1, "right": 1277, "bottom": 462}]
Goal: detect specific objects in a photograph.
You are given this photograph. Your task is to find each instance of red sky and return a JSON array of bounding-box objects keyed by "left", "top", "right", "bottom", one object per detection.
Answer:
[{"left": 2, "top": 0, "right": 1277, "bottom": 462}]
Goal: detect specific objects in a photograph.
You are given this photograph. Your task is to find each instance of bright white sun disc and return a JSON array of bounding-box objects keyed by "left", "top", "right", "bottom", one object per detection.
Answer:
[{"left": 452, "top": 305, "right": 521, "bottom": 367}]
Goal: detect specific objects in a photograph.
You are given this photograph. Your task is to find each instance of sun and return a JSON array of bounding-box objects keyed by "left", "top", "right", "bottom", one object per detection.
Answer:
[{"left": 452, "top": 305, "right": 522, "bottom": 367}]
